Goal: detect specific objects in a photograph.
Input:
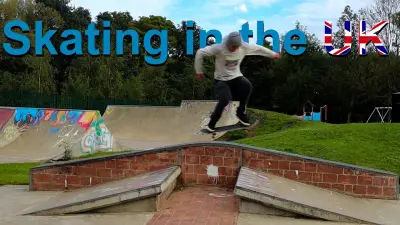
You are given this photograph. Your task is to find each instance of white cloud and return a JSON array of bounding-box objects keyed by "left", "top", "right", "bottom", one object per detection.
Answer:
[{"left": 234, "top": 4, "right": 248, "bottom": 12}]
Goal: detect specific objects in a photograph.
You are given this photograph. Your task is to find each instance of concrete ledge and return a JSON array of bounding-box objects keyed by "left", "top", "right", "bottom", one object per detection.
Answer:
[
  {"left": 23, "top": 166, "right": 181, "bottom": 216},
  {"left": 234, "top": 167, "right": 399, "bottom": 224}
]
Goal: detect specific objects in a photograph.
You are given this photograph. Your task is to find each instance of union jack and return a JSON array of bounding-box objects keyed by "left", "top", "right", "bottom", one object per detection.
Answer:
[
  {"left": 358, "top": 20, "right": 388, "bottom": 55},
  {"left": 324, "top": 21, "right": 352, "bottom": 55}
]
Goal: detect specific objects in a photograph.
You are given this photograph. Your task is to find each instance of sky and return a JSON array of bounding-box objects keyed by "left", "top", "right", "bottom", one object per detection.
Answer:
[{"left": 69, "top": 0, "right": 374, "bottom": 44}]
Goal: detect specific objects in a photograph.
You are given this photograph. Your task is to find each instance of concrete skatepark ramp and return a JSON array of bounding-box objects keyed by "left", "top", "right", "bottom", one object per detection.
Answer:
[
  {"left": 0, "top": 107, "right": 115, "bottom": 163},
  {"left": 103, "top": 100, "right": 239, "bottom": 150}
]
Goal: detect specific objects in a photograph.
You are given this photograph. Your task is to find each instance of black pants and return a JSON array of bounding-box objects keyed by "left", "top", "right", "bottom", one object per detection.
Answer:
[{"left": 209, "top": 76, "right": 252, "bottom": 126}]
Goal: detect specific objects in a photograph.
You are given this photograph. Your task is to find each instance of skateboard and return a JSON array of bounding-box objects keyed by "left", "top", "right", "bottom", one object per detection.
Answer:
[{"left": 201, "top": 119, "right": 260, "bottom": 134}]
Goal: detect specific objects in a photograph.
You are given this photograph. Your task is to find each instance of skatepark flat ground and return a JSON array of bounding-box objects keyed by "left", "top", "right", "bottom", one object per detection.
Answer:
[{"left": 1, "top": 185, "right": 364, "bottom": 225}]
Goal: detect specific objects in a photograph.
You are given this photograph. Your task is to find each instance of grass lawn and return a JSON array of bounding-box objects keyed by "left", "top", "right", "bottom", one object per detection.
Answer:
[
  {"left": 0, "top": 108, "right": 399, "bottom": 185},
  {"left": 235, "top": 109, "right": 400, "bottom": 175}
]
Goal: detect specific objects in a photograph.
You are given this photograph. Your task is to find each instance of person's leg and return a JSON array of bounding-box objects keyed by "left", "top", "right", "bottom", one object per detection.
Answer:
[
  {"left": 206, "top": 80, "right": 232, "bottom": 131},
  {"left": 230, "top": 76, "right": 252, "bottom": 126}
]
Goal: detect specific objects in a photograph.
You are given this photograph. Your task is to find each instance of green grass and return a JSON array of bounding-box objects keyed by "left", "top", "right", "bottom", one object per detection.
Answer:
[
  {"left": 0, "top": 163, "right": 40, "bottom": 185},
  {"left": 235, "top": 109, "right": 400, "bottom": 175}
]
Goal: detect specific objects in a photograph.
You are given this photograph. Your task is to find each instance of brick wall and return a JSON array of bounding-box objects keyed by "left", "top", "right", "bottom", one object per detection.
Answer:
[
  {"left": 30, "top": 151, "right": 178, "bottom": 191},
  {"left": 181, "top": 146, "right": 240, "bottom": 188},
  {"left": 29, "top": 143, "right": 398, "bottom": 200},
  {"left": 241, "top": 150, "right": 397, "bottom": 199}
]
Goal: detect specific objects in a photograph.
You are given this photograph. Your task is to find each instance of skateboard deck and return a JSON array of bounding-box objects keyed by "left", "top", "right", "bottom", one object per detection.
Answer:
[{"left": 201, "top": 119, "right": 260, "bottom": 134}]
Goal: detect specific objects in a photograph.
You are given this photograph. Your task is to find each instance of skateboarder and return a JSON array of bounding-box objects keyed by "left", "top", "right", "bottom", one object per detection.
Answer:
[{"left": 194, "top": 31, "right": 281, "bottom": 132}]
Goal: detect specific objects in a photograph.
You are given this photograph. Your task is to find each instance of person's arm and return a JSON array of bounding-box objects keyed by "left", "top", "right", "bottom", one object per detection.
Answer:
[
  {"left": 242, "top": 42, "right": 279, "bottom": 58},
  {"left": 194, "top": 44, "right": 220, "bottom": 74}
]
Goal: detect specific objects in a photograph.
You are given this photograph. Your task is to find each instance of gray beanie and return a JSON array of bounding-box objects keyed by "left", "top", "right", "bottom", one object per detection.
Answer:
[{"left": 227, "top": 31, "right": 242, "bottom": 46}]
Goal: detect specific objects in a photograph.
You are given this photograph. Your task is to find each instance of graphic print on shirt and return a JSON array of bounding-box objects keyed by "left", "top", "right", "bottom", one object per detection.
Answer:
[{"left": 224, "top": 52, "right": 241, "bottom": 71}]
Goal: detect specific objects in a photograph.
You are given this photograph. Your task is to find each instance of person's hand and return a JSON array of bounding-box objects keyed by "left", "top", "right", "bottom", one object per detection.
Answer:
[
  {"left": 272, "top": 52, "right": 281, "bottom": 59},
  {"left": 195, "top": 73, "right": 205, "bottom": 80}
]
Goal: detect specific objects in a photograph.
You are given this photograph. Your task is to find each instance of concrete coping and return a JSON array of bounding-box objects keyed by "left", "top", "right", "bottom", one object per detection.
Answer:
[{"left": 29, "top": 141, "right": 397, "bottom": 177}]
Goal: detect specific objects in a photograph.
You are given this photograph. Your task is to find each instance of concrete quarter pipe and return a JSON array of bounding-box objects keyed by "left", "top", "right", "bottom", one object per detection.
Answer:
[
  {"left": 0, "top": 107, "right": 115, "bottom": 163},
  {"left": 102, "top": 100, "right": 239, "bottom": 150}
]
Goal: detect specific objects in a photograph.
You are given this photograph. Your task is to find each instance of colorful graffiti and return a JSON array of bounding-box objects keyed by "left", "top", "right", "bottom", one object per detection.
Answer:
[
  {"left": 0, "top": 109, "right": 14, "bottom": 131},
  {"left": 81, "top": 112, "right": 112, "bottom": 153},
  {"left": 13, "top": 108, "right": 96, "bottom": 130}
]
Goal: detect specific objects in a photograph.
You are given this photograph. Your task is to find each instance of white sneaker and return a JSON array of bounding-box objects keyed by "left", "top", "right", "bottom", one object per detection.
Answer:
[{"left": 205, "top": 125, "right": 215, "bottom": 132}]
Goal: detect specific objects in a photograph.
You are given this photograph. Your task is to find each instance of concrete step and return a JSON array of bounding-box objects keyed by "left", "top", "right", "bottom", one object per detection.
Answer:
[
  {"left": 234, "top": 166, "right": 400, "bottom": 225},
  {"left": 22, "top": 166, "right": 181, "bottom": 215}
]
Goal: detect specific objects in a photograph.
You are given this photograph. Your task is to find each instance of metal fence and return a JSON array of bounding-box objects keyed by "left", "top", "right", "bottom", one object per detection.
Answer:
[{"left": 0, "top": 91, "right": 177, "bottom": 114}]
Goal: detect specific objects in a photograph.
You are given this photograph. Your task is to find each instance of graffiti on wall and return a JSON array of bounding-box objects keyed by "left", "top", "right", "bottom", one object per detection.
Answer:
[{"left": 81, "top": 112, "right": 112, "bottom": 153}]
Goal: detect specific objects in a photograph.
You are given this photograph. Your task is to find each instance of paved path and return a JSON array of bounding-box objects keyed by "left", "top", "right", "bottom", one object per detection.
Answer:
[{"left": 147, "top": 186, "right": 239, "bottom": 224}]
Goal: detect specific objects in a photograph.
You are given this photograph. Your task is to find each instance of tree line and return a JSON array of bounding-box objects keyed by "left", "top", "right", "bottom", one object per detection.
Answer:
[{"left": 0, "top": 0, "right": 399, "bottom": 123}]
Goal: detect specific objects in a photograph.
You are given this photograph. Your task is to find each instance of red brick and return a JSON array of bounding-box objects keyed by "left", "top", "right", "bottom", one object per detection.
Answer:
[
  {"left": 85, "top": 161, "right": 106, "bottom": 168},
  {"left": 268, "top": 169, "right": 283, "bottom": 176},
  {"left": 338, "top": 175, "right": 358, "bottom": 184},
  {"left": 304, "top": 163, "right": 317, "bottom": 172},
  {"left": 331, "top": 184, "right": 345, "bottom": 191},
  {"left": 234, "top": 149, "right": 241, "bottom": 158},
  {"left": 358, "top": 176, "right": 373, "bottom": 185},
  {"left": 367, "top": 186, "right": 382, "bottom": 195},
  {"left": 97, "top": 168, "right": 111, "bottom": 177},
  {"left": 130, "top": 162, "right": 147, "bottom": 171},
  {"left": 279, "top": 161, "right": 290, "bottom": 170},
  {"left": 269, "top": 154, "right": 288, "bottom": 161},
  {"left": 194, "top": 165, "right": 206, "bottom": 174},
  {"left": 316, "top": 183, "right": 331, "bottom": 188},
  {"left": 372, "top": 177, "right": 389, "bottom": 186},
  {"left": 33, "top": 174, "right": 52, "bottom": 183},
  {"left": 91, "top": 176, "right": 102, "bottom": 185},
  {"left": 185, "top": 165, "right": 194, "bottom": 174},
  {"left": 185, "top": 155, "right": 199, "bottom": 164},
  {"left": 213, "top": 157, "right": 223, "bottom": 166},
  {"left": 183, "top": 147, "right": 205, "bottom": 155},
  {"left": 343, "top": 168, "right": 353, "bottom": 175},
  {"left": 257, "top": 152, "right": 271, "bottom": 159},
  {"left": 263, "top": 160, "right": 279, "bottom": 169},
  {"left": 145, "top": 153, "right": 158, "bottom": 161},
  {"left": 383, "top": 187, "right": 396, "bottom": 197},
  {"left": 219, "top": 167, "right": 233, "bottom": 176},
  {"left": 216, "top": 176, "right": 228, "bottom": 185},
  {"left": 223, "top": 157, "right": 238, "bottom": 167},
  {"left": 242, "top": 150, "right": 257, "bottom": 159},
  {"left": 52, "top": 175, "right": 65, "bottom": 183},
  {"left": 184, "top": 173, "right": 197, "bottom": 184},
  {"left": 75, "top": 167, "right": 97, "bottom": 176},
  {"left": 345, "top": 185, "right": 353, "bottom": 192},
  {"left": 66, "top": 185, "right": 82, "bottom": 191},
  {"left": 312, "top": 173, "right": 322, "bottom": 182},
  {"left": 105, "top": 160, "right": 116, "bottom": 168},
  {"left": 116, "top": 159, "right": 130, "bottom": 169},
  {"left": 298, "top": 172, "right": 312, "bottom": 182},
  {"left": 66, "top": 175, "right": 80, "bottom": 185},
  {"left": 323, "top": 174, "right": 338, "bottom": 183},
  {"left": 353, "top": 185, "right": 367, "bottom": 194},
  {"left": 284, "top": 171, "right": 298, "bottom": 180},
  {"left": 389, "top": 178, "right": 397, "bottom": 187},
  {"left": 148, "top": 163, "right": 170, "bottom": 171},
  {"left": 227, "top": 176, "right": 237, "bottom": 186},
  {"left": 111, "top": 169, "right": 124, "bottom": 178},
  {"left": 134, "top": 155, "right": 145, "bottom": 162},
  {"left": 317, "top": 164, "right": 343, "bottom": 174},
  {"left": 248, "top": 159, "right": 262, "bottom": 169},
  {"left": 217, "top": 147, "right": 235, "bottom": 157},
  {"left": 289, "top": 161, "right": 304, "bottom": 171},
  {"left": 200, "top": 156, "right": 212, "bottom": 164},
  {"left": 158, "top": 152, "right": 178, "bottom": 163},
  {"left": 123, "top": 170, "right": 138, "bottom": 178},
  {"left": 197, "top": 174, "right": 210, "bottom": 184},
  {"left": 80, "top": 177, "right": 91, "bottom": 185},
  {"left": 232, "top": 169, "right": 239, "bottom": 177}
]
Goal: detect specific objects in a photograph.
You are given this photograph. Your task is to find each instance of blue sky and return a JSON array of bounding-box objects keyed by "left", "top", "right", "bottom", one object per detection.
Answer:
[{"left": 70, "top": 0, "right": 373, "bottom": 44}]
